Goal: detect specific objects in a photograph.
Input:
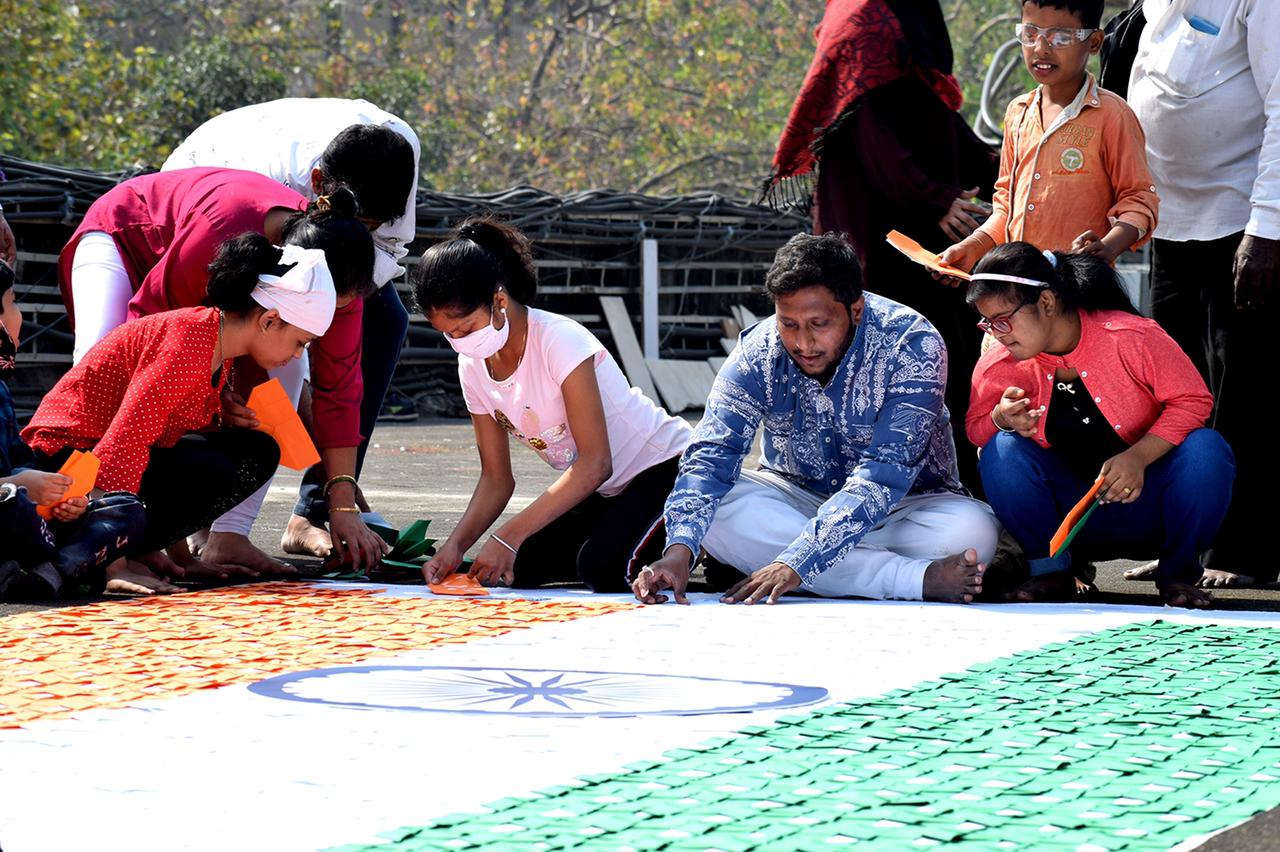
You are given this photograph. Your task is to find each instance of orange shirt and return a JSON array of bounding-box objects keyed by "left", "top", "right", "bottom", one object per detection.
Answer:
[{"left": 976, "top": 75, "right": 1159, "bottom": 253}]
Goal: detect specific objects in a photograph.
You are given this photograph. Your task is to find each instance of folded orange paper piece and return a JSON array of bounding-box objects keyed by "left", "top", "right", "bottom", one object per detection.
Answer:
[
  {"left": 1049, "top": 475, "right": 1106, "bottom": 557},
  {"left": 246, "top": 378, "right": 321, "bottom": 470},
  {"left": 37, "top": 450, "right": 101, "bottom": 519},
  {"left": 885, "top": 230, "right": 971, "bottom": 281},
  {"left": 428, "top": 573, "right": 490, "bottom": 597}
]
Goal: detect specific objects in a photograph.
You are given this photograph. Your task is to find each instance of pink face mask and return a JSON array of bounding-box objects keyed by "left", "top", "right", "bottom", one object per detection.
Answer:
[{"left": 446, "top": 307, "right": 509, "bottom": 359}]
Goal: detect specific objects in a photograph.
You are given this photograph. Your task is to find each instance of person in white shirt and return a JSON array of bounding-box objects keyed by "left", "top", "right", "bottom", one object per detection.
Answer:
[
  {"left": 415, "top": 217, "right": 692, "bottom": 591},
  {"left": 163, "top": 98, "right": 420, "bottom": 559},
  {"left": 1126, "top": 0, "right": 1278, "bottom": 586}
]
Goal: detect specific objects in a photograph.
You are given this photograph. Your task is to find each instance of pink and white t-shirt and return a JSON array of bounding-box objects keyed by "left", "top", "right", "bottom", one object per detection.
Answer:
[{"left": 458, "top": 309, "right": 691, "bottom": 497}]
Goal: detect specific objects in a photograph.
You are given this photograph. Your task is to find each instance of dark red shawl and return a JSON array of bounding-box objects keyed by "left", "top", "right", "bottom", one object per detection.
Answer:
[{"left": 764, "top": 0, "right": 963, "bottom": 206}]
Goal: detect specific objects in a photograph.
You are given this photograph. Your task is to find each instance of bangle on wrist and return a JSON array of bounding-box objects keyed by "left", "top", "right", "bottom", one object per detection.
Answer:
[
  {"left": 324, "top": 474, "right": 358, "bottom": 498},
  {"left": 491, "top": 534, "right": 518, "bottom": 555},
  {"left": 992, "top": 407, "right": 1016, "bottom": 433},
  {"left": 329, "top": 506, "right": 361, "bottom": 513}
]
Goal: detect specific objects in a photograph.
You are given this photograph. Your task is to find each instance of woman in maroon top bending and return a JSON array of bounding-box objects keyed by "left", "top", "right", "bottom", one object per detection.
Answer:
[
  {"left": 25, "top": 237, "right": 345, "bottom": 594},
  {"left": 62, "top": 173, "right": 389, "bottom": 576}
]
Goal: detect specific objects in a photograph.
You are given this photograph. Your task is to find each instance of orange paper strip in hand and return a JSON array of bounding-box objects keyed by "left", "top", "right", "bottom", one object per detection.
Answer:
[
  {"left": 246, "top": 379, "right": 321, "bottom": 470},
  {"left": 885, "top": 230, "right": 972, "bottom": 281},
  {"left": 36, "top": 450, "right": 101, "bottom": 519},
  {"left": 428, "top": 573, "right": 490, "bottom": 597},
  {"left": 1049, "top": 475, "right": 1106, "bottom": 557}
]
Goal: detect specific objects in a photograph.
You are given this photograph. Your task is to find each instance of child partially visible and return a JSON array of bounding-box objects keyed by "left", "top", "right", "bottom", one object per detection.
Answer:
[
  {"left": 0, "top": 261, "right": 144, "bottom": 599},
  {"left": 940, "top": 0, "right": 1158, "bottom": 272}
]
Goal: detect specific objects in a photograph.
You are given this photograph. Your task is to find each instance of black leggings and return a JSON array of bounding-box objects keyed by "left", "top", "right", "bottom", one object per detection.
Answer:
[
  {"left": 39, "top": 429, "right": 280, "bottom": 555},
  {"left": 512, "top": 455, "right": 680, "bottom": 592}
]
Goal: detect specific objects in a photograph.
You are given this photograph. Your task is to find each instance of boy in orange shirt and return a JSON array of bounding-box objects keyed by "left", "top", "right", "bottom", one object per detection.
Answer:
[{"left": 940, "top": 0, "right": 1158, "bottom": 272}]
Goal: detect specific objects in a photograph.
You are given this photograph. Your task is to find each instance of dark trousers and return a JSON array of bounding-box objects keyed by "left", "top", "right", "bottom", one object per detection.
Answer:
[
  {"left": 1151, "top": 235, "right": 1268, "bottom": 573},
  {"left": 35, "top": 429, "right": 278, "bottom": 557},
  {"left": 978, "top": 430, "right": 1234, "bottom": 589},
  {"left": 295, "top": 281, "right": 410, "bottom": 522},
  {"left": 512, "top": 455, "right": 680, "bottom": 592},
  {"left": 0, "top": 489, "right": 145, "bottom": 598}
]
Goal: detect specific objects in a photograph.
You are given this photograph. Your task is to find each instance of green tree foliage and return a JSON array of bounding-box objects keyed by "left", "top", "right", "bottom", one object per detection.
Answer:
[{"left": 0, "top": 1, "right": 1121, "bottom": 196}]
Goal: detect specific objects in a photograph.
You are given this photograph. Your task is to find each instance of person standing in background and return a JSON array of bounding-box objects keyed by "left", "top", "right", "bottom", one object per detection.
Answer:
[
  {"left": 1125, "top": 0, "right": 1279, "bottom": 587},
  {"left": 764, "top": 0, "right": 998, "bottom": 489}
]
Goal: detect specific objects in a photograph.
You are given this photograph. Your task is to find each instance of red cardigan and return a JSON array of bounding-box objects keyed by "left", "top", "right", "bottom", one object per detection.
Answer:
[
  {"left": 966, "top": 309, "right": 1212, "bottom": 450},
  {"left": 23, "top": 308, "right": 229, "bottom": 493},
  {"left": 58, "top": 168, "right": 364, "bottom": 449}
]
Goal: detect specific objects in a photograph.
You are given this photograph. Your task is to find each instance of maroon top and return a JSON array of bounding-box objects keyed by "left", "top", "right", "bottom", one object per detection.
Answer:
[{"left": 58, "top": 168, "right": 365, "bottom": 449}]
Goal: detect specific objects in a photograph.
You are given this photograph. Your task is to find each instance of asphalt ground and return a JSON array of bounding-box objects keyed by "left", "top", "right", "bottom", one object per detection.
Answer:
[{"left": 3, "top": 418, "right": 1275, "bottom": 850}]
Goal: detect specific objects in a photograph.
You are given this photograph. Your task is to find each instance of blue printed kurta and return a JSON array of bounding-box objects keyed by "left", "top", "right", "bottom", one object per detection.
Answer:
[{"left": 663, "top": 292, "right": 964, "bottom": 584}]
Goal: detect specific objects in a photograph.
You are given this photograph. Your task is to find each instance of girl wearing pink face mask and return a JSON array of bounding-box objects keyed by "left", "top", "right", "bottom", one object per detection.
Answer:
[{"left": 415, "top": 217, "right": 691, "bottom": 591}]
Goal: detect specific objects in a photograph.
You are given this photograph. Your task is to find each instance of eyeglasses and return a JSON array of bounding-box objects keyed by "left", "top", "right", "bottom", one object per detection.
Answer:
[
  {"left": 976, "top": 297, "right": 1035, "bottom": 335},
  {"left": 1014, "top": 23, "right": 1097, "bottom": 48}
]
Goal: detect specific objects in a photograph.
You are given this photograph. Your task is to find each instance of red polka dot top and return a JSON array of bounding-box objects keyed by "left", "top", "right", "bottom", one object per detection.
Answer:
[{"left": 23, "top": 307, "right": 230, "bottom": 493}]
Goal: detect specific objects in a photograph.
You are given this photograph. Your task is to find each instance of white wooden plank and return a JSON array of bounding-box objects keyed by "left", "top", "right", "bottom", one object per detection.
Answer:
[
  {"left": 599, "top": 296, "right": 660, "bottom": 400},
  {"left": 646, "top": 359, "right": 717, "bottom": 413}
]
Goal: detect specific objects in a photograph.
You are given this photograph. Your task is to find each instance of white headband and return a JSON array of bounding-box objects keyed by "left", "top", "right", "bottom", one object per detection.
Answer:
[
  {"left": 969, "top": 272, "right": 1051, "bottom": 288},
  {"left": 250, "top": 245, "right": 337, "bottom": 336}
]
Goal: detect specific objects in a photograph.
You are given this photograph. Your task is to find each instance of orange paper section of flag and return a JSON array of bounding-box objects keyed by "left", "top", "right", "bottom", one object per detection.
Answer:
[
  {"left": 246, "top": 378, "right": 322, "bottom": 470},
  {"left": 428, "top": 573, "right": 490, "bottom": 596},
  {"left": 0, "top": 584, "right": 633, "bottom": 729},
  {"left": 36, "top": 450, "right": 101, "bottom": 520},
  {"left": 885, "top": 230, "right": 971, "bottom": 281}
]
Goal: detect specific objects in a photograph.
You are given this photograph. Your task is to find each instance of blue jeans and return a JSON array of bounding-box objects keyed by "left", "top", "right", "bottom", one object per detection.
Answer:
[
  {"left": 977, "top": 429, "right": 1235, "bottom": 589},
  {"left": 293, "top": 282, "right": 410, "bottom": 522}
]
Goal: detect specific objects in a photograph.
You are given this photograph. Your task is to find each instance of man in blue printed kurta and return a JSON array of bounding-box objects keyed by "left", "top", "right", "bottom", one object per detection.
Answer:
[{"left": 633, "top": 233, "right": 999, "bottom": 606}]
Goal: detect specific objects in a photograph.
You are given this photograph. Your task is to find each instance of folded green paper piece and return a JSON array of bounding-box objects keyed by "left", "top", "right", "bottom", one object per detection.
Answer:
[{"left": 321, "top": 519, "right": 437, "bottom": 578}]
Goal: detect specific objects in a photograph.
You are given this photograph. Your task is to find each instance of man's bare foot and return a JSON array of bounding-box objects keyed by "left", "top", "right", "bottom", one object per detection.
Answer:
[
  {"left": 1197, "top": 568, "right": 1256, "bottom": 588},
  {"left": 104, "top": 557, "right": 182, "bottom": 595},
  {"left": 1004, "top": 570, "right": 1078, "bottom": 602},
  {"left": 282, "top": 514, "right": 332, "bottom": 558},
  {"left": 1161, "top": 582, "right": 1213, "bottom": 609},
  {"left": 187, "top": 528, "right": 211, "bottom": 558},
  {"left": 1125, "top": 561, "right": 1254, "bottom": 587},
  {"left": 1123, "top": 560, "right": 1158, "bottom": 581},
  {"left": 923, "top": 549, "right": 984, "bottom": 603},
  {"left": 203, "top": 532, "right": 296, "bottom": 578}
]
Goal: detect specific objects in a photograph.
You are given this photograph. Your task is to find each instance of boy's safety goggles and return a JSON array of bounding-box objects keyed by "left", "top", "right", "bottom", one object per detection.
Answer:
[{"left": 1014, "top": 23, "right": 1097, "bottom": 48}]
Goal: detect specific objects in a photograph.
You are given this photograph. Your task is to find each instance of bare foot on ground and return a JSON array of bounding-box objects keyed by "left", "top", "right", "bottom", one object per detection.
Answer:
[
  {"left": 1124, "top": 560, "right": 1255, "bottom": 587},
  {"left": 1196, "top": 568, "right": 1256, "bottom": 587},
  {"left": 922, "top": 549, "right": 984, "bottom": 603},
  {"left": 104, "top": 557, "right": 182, "bottom": 595},
  {"left": 203, "top": 531, "right": 296, "bottom": 578},
  {"left": 1005, "top": 570, "right": 1079, "bottom": 603},
  {"left": 1161, "top": 582, "right": 1213, "bottom": 609},
  {"left": 281, "top": 514, "right": 332, "bottom": 558}
]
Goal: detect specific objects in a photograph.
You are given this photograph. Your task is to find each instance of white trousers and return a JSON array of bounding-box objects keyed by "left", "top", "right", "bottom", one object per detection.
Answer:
[
  {"left": 701, "top": 469, "right": 1000, "bottom": 601},
  {"left": 70, "top": 232, "right": 132, "bottom": 364},
  {"left": 208, "top": 354, "right": 308, "bottom": 536}
]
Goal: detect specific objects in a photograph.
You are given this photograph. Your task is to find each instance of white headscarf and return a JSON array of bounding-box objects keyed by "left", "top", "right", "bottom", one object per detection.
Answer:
[{"left": 250, "top": 245, "right": 338, "bottom": 336}]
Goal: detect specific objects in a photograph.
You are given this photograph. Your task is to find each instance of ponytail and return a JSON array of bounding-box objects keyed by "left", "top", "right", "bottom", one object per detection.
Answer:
[
  {"left": 204, "top": 233, "right": 284, "bottom": 313},
  {"left": 281, "top": 185, "right": 376, "bottom": 298},
  {"left": 411, "top": 215, "right": 538, "bottom": 315},
  {"left": 965, "top": 241, "right": 1138, "bottom": 315}
]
